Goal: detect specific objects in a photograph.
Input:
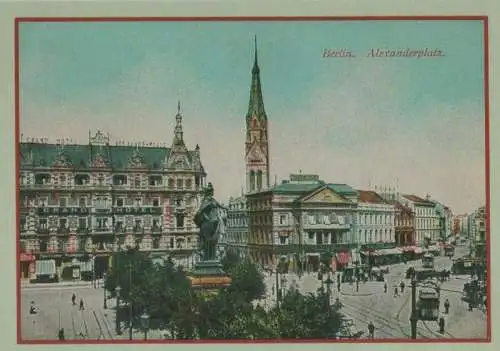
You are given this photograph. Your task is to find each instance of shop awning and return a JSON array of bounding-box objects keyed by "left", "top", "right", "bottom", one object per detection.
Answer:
[
  {"left": 361, "top": 248, "right": 401, "bottom": 256},
  {"left": 20, "top": 253, "right": 35, "bottom": 262},
  {"left": 414, "top": 247, "right": 424, "bottom": 254},
  {"left": 336, "top": 252, "right": 351, "bottom": 265},
  {"left": 398, "top": 246, "right": 416, "bottom": 253},
  {"left": 428, "top": 245, "right": 441, "bottom": 252},
  {"left": 376, "top": 248, "right": 402, "bottom": 256}
]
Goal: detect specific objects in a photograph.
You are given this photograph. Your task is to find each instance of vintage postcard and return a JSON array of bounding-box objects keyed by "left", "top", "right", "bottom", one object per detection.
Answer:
[{"left": 15, "top": 16, "right": 489, "bottom": 344}]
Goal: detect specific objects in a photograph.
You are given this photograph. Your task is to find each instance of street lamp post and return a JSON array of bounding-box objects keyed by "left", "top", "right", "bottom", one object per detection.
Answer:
[
  {"left": 103, "top": 273, "right": 107, "bottom": 309},
  {"left": 140, "top": 312, "right": 150, "bottom": 341},
  {"left": 115, "top": 286, "right": 122, "bottom": 335},
  {"left": 409, "top": 279, "right": 418, "bottom": 339},
  {"left": 128, "top": 262, "right": 133, "bottom": 340}
]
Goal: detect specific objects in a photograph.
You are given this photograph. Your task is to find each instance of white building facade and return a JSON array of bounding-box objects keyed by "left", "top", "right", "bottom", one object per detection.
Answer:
[
  {"left": 355, "top": 190, "right": 396, "bottom": 245},
  {"left": 400, "top": 195, "right": 439, "bottom": 246},
  {"left": 222, "top": 196, "right": 249, "bottom": 259}
]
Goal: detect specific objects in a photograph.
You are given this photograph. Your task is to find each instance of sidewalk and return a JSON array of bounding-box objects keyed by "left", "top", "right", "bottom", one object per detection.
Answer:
[{"left": 21, "top": 280, "right": 103, "bottom": 289}]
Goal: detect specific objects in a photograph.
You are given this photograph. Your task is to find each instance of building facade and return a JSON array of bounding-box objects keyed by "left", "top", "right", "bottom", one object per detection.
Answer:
[
  {"left": 470, "top": 206, "right": 486, "bottom": 259},
  {"left": 19, "top": 107, "right": 207, "bottom": 280},
  {"left": 221, "top": 196, "right": 249, "bottom": 259},
  {"left": 246, "top": 174, "right": 359, "bottom": 272},
  {"left": 400, "top": 195, "right": 438, "bottom": 246},
  {"left": 390, "top": 201, "right": 415, "bottom": 246},
  {"left": 355, "top": 190, "right": 396, "bottom": 245}
]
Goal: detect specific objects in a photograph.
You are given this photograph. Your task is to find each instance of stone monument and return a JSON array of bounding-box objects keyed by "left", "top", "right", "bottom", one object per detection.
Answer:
[{"left": 189, "top": 183, "right": 231, "bottom": 291}]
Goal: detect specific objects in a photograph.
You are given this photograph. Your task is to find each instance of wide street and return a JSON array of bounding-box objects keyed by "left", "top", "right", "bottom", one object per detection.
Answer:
[
  {"left": 257, "top": 245, "right": 487, "bottom": 339},
  {"left": 21, "top": 245, "right": 486, "bottom": 341}
]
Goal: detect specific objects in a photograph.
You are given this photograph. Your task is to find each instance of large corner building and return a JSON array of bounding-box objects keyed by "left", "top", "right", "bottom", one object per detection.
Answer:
[{"left": 19, "top": 106, "right": 207, "bottom": 280}]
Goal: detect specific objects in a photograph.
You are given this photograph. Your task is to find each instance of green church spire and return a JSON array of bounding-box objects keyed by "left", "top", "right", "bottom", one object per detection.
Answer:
[{"left": 247, "top": 36, "right": 267, "bottom": 123}]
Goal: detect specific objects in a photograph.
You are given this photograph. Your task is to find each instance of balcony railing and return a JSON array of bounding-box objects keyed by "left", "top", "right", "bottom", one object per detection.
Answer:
[
  {"left": 37, "top": 228, "right": 50, "bottom": 234},
  {"left": 114, "top": 226, "right": 125, "bottom": 234},
  {"left": 77, "top": 227, "right": 89, "bottom": 235},
  {"left": 57, "top": 227, "right": 70, "bottom": 234},
  {"left": 151, "top": 226, "right": 162, "bottom": 233},
  {"left": 303, "top": 223, "right": 351, "bottom": 230},
  {"left": 93, "top": 227, "right": 112, "bottom": 233}
]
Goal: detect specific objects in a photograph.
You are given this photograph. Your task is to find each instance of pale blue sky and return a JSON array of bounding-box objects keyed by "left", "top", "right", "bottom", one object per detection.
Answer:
[{"left": 19, "top": 20, "right": 486, "bottom": 213}]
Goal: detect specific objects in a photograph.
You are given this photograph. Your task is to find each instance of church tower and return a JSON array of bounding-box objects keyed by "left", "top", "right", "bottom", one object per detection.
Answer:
[{"left": 245, "top": 36, "right": 270, "bottom": 193}]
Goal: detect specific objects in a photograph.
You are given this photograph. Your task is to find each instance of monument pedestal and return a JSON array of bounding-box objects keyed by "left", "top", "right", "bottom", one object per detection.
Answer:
[{"left": 188, "top": 260, "right": 232, "bottom": 292}]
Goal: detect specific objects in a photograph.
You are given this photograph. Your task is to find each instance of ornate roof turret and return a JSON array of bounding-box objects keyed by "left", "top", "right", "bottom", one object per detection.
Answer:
[
  {"left": 173, "top": 100, "right": 184, "bottom": 146},
  {"left": 246, "top": 36, "right": 267, "bottom": 124}
]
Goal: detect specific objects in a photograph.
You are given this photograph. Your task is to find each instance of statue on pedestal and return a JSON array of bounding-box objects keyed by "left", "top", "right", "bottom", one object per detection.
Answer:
[{"left": 193, "top": 183, "right": 228, "bottom": 262}]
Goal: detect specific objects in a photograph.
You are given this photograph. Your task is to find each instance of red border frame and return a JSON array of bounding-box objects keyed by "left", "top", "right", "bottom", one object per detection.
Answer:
[{"left": 14, "top": 16, "right": 491, "bottom": 345}]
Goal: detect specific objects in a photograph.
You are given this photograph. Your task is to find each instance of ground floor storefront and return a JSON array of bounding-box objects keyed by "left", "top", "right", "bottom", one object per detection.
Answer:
[{"left": 21, "top": 250, "right": 198, "bottom": 283}]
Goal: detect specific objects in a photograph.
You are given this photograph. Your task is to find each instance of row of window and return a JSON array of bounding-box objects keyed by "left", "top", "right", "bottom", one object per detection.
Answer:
[
  {"left": 23, "top": 173, "right": 204, "bottom": 189},
  {"left": 227, "top": 218, "right": 248, "bottom": 227},
  {"left": 358, "top": 213, "right": 394, "bottom": 225},
  {"left": 27, "top": 195, "right": 191, "bottom": 208},
  {"left": 304, "top": 232, "right": 346, "bottom": 245},
  {"left": 416, "top": 218, "right": 440, "bottom": 229},
  {"left": 21, "top": 236, "right": 196, "bottom": 252},
  {"left": 415, "top": 207, "right": 437, "bottom": 217},
  {"left": 357, "top": 229, "right": 394, "bottom": 243},
  {"left": 22, "top": 213, "right": 188, "bottom": 231},
  {"left": 223, "top": 232, "right": 247, "bottom": 244}
]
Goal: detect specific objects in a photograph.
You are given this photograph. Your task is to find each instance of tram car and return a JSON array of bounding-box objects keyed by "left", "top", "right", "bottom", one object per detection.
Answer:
[
  {"left": 416, "top": 280, "right": 440, "bottom": 321},
  {"left": 422, "top": 253, "right": 435, "bottom": 269}
]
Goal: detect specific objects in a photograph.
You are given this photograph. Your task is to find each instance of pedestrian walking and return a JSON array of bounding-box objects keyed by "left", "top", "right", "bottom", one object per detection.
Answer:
[
  {"left": 79, "top": 298, "right": 85, "bottom": 311},
  {"left": 400, "top": 281, "right": 405, "bottom": 294},
  {"left": 439, "top": 316, "right": 445, "bottom": 334},
  {"left": 384, "top": 282, "right": 387, "bottom": 294},
  {"left": 444, "top": 299, "right": 450, "bottom": 314},
  {"left": 368, "top": 321, "right": 375, "bottom": 339},
  {"left": 58, "top": 328, "right": 65, "bottom": 340},
  {"left": 393, "top": 286, "right": 399, "bottom": 297},
  {"left": 71, "top": 293, "right": 76, "bottom": 306},
  {"left": 29, "top": 301, "right": 37, "bottom": 315},
  {"left": 468, "top": 301, "right": 473, "bottom": 312}
]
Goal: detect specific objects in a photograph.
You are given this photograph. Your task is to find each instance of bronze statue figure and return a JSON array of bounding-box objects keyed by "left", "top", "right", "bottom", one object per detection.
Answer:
[{"left": 193, "top": 182, "right": 228, "bottom": 261}]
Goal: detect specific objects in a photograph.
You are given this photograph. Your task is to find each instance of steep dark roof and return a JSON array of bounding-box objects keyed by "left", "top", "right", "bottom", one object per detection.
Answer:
[
  {"left": 358, "top": 190, "right": 388, "bottom": 204},
  {"left": 387, "top": 200, "right": 413, "bottom": 214},
  {"left": 19, "top": 142, "right": 202, "bottom": 172},
  {"left": 402, "top": 194, "right": 434, "bottom": 206}
]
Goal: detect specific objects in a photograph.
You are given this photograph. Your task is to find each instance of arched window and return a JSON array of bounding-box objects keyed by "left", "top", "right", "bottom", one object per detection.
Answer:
[{"left": 257, "top": 170, "right": 263, "bottom": 190}]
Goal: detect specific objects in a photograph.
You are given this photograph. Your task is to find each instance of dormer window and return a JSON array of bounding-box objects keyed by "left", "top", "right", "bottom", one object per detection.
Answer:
[
  {"left": 149, "top": 175, "right": 162, "bottom": 186},
  {"left": 35, "top": 174, "right": 51, "bottom": 185},
  {"left": 75, "top": 174, "right": 89, "bottom": 185},
  {"left": 112, "top": 175, "right": 127, "bottom": 186}
]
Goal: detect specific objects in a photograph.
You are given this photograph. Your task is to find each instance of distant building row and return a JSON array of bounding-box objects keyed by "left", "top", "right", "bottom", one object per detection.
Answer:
[{"left": 222, "top": 173, "right": 454, "bottom": 269}]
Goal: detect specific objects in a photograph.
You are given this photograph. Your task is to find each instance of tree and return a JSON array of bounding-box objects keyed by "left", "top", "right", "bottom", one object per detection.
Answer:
[
  {"left": 227, "top": 259, "right": 266, "bottom": 303},
  {"left": 272, "top": 287, "right": 344, "bottom": 339},
  {"left": 221, "top": 249, "right": 241, "bottom": 272}
]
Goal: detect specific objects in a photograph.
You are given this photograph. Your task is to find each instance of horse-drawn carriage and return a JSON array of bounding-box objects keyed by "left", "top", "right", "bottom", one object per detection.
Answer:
[
  {"left": 462, "top": 279, "right": 486, "bottom": 305},
  {"left": 452, "top": 257, "right": 483, "bottom": 275}
]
